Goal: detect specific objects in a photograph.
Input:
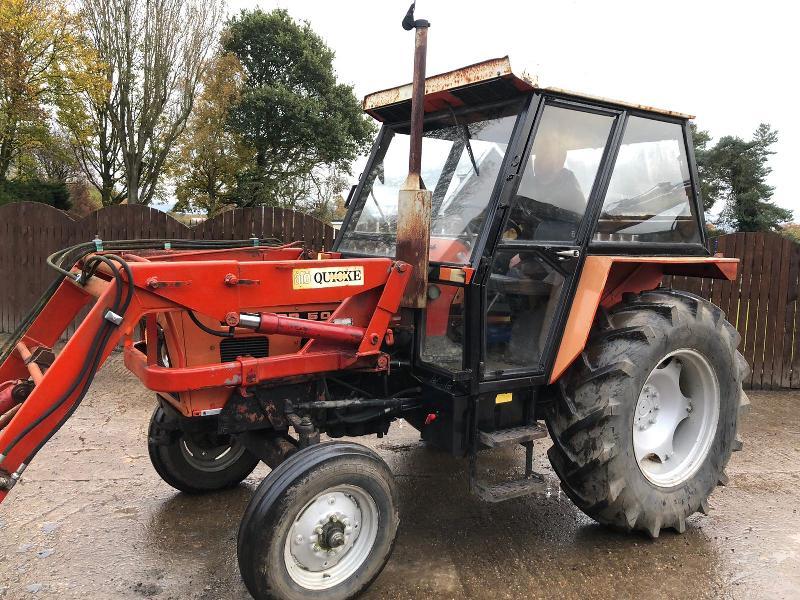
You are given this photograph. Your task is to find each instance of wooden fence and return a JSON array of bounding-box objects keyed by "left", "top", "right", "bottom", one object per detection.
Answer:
[
  {"left": 0, "top": 202, "right": 335, "bottom": 335},
  {"left": 665, "top": 231, "right": 800, "bottom": 390},
  {"left": 0, "top": 204, "right": 797, "bottom": 389}
]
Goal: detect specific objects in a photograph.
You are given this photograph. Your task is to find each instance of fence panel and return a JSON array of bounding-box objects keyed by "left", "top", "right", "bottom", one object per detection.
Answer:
[
  {"left": 663, "top": 231, "right": 800, "bottom": 389},
  {"left": 2, "top": 204, "right": 797, "bottom": 388}
]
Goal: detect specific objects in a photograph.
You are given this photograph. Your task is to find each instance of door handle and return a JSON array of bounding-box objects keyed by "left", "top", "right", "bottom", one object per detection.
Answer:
[{"left": 555, "top": 249, "right": 580, "bottom": 259}]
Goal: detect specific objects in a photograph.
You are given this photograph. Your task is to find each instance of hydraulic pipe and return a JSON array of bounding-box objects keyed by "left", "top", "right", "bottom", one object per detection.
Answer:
[{"left": 239, "top": 313, "right": 366, "bottom": 345}]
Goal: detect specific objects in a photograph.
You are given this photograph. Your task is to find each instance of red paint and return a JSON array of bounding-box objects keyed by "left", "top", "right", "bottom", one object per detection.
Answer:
[{"left": 0, "top": 249, "right": 412, "bottom": 506}]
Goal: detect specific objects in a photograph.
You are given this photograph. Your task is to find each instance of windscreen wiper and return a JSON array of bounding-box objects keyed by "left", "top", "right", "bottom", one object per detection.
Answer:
[{"left": 449, "top": 107, "right": 479, "bottom": 176}]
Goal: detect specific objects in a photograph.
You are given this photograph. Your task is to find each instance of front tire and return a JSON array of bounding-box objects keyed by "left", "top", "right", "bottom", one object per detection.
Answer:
[
  {"left": 237, "top": 442, "right": 399, "bottom": 600},
  {"left": 545, "top": 290, "right": 749, "bottom": 537},
  {"left": 148, "top": 405, "right": 259, "bottom": 494}
]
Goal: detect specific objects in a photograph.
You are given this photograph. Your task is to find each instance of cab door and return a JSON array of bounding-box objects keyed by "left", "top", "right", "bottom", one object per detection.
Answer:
[{"left": 481, "top": 99, "right": 621, "bottom": 380}]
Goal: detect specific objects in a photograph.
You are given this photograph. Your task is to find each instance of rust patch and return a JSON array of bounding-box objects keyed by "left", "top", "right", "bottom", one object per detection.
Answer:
[
  {"left": 363, "top": 57, "right": 517, "bottom": 110},
  {"left": 363, "top": 56, "right": 694, "bottom": 121},
  {"left": 396, "top": 188, "right": 432, "bottom": 309}
]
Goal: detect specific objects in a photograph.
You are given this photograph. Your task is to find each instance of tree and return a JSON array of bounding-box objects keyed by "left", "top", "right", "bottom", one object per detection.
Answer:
[
  {"left": 693, "top": 123, "right": 792, "bottom": 232},
  {"left": 59, "top": 50, "right": 125, "bottom": 206},
  {"left": 780, "top": 223, "right": 800, "bottom": 244},
  {"left": 304, "top": 166, "right": 349, "bottom": 222},
  {"left": 170, "top": 53, "right": 254, "bottom": 216},
  {"left": 222, "top": 9, "right": 374, "bottom": 207},
  {"left": 689, "top": 124, "right": 718, "bottom": 212},
  {"left": 0, "top": 0, "right": 104, "bottom": 181},
  {"left": 82, "top": 0, "right": 223, "bottom": 205}
]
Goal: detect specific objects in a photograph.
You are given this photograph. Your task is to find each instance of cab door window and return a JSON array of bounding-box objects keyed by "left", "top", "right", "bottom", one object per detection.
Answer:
[
  {"left": 485, "top": 250, "right": 565, "bottom": 374},
  {"left": 507, "top": 105, "right": 615, "bottom": 243}
]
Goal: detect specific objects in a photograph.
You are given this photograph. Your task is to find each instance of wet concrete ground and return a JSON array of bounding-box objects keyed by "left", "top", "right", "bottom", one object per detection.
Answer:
[{"left": 0, "top": 353, "right": 798, "bottom": 599}]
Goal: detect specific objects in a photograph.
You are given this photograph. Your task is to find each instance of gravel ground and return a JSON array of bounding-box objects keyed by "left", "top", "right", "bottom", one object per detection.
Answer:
[{"left": 0, "top": 352, "right": 798, "bottom": 599}]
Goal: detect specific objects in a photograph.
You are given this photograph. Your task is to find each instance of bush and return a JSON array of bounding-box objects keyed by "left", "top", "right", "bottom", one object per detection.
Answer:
[{"left": 0, "top": 179, "right": 72, "bottom": 210}]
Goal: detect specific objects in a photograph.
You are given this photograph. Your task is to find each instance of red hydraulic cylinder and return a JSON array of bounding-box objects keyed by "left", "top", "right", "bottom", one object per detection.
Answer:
[{"left": 240, "top": 313, "right": 366, "bottom": 345}]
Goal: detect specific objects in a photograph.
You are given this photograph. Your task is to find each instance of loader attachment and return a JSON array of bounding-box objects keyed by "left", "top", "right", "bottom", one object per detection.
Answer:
[{"left": 0, "top": 239, "right": 410, "bottom": 503}]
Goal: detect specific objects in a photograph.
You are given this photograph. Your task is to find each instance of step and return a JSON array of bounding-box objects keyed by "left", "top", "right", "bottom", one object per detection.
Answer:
[
  {"left": 478, "top": 424, "right": 548, "bottom": 448},
  {"left": 474, "top": 474, "right": 547, "bottom": 503}
]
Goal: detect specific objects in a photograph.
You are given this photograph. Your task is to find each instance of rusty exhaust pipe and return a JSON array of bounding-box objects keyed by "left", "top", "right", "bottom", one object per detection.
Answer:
[{"left": 397, "top": 2, "right": 432, "bottom": 309}]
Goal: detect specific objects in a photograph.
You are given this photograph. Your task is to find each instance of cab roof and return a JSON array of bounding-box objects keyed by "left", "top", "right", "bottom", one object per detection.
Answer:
[{"left": 362, "top": 56, "right": 695, "bottom": 123}]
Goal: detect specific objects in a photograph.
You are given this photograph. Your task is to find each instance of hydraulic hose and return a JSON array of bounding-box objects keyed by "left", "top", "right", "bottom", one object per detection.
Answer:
[
  {"left": 2, "top": 237, "right": 278, "bottom": 363},
  {"left": 187, "top": 311, "right": 235, "bottom": 338},
  {"left": 0, "top": 237, "right": 278, "bottom": 468},
  {"left": 8, "top": 255, "right": 139, "bottom": 471},
  {"left": 0, "top": 255, "right": 131, "bottom": 459}
]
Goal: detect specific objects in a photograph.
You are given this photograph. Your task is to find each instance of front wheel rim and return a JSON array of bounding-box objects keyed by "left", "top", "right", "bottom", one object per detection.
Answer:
[
  {"left": 283, "top": 484, "right": 379, "bottom": 590},
  {"left": 633, "top": 349, "right": 720, "bottom": 488}
]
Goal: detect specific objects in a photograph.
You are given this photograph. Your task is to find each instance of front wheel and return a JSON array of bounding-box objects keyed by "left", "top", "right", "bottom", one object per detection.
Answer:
[
  {"left": 237, "top": 442, "right": 399, "bottom": 600},
  {"left": 545, "top": 290, "right": 749, "bottom": 538}
]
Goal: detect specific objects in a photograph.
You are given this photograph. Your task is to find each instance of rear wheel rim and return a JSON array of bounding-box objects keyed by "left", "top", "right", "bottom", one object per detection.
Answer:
[
  {"left": 633, "top": 349, "right": 720, "bottom": 488},
  {"left": 283, "top": 484, "right": 378, "bottom": 590},
  {"left": 179, "top": 436, "right": 246, "bottom": 473}
]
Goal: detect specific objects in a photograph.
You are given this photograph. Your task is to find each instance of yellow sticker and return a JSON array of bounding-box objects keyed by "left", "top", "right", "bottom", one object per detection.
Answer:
[
  {"left": 495, "top": 392, "right": 513, "bottom": 404},
  {"left": 292, "top": 266, "right": 365, "bottom": 289}
]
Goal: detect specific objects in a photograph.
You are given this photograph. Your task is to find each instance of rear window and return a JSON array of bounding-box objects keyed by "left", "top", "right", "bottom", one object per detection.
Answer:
[{"left": 593, "top": 117, "right": 700, "bottom": 244}]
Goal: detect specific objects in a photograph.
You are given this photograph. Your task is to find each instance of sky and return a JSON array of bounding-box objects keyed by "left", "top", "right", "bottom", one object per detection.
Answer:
[{"left": 220, "top": 0, "right": 799, "bottom": 220}]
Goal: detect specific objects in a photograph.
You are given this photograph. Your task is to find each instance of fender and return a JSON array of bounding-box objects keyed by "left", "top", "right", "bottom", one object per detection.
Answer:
[{"left": 550, "top": 255, "right": 738, "bottom": 383}]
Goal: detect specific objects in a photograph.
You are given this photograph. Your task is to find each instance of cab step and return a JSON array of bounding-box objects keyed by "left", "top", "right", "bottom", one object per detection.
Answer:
[
  {"left": 478, "top": 423, "right": 547, "bottom": 448},
  {"left": 474, "top": 473, "right": 547, "bottom": 503}
]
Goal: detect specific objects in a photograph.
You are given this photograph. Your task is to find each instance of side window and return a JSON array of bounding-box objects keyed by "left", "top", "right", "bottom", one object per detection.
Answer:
[
  {"left": 507, "top": 105, "right": 614, "bottom": 243},
  {"left": 484, "top": 250, "right": 566, "bottom": 375},
  {"left": 594, "top": 117, "right": 700, "bottom": 243},
  {"left": 420, "top": 283, "right": 465, "bottom": 372}
]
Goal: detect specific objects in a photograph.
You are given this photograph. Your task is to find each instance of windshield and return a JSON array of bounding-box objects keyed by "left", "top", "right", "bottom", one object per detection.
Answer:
[{"left": 338, "top": 100, "right": 523, "bottom": 264}]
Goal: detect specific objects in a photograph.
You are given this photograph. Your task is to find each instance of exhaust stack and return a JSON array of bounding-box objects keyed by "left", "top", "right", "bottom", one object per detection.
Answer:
[{"left": 397, "top": 3, "right": 432, "bottom": 309}]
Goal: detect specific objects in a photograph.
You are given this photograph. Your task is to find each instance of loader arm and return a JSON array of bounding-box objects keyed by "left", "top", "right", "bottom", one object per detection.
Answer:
[{"left": 0, "top": 243, "right": 410, "bottom": 503}]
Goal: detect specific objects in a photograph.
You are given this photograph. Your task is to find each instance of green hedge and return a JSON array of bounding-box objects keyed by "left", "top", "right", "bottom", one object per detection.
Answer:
[{"left": 0, "top": 180, "right": 71, "bottom": 210}]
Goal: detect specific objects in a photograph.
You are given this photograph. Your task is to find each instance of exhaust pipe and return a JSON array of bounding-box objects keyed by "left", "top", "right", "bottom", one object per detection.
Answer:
[{"left": 397, "top": 3, "right": 432, "bottom": 309}]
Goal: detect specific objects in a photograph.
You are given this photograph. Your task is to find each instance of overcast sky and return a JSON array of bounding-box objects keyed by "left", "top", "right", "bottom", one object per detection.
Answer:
[{"left": 225, "top": 0, "right": 798, "bottom": 220}]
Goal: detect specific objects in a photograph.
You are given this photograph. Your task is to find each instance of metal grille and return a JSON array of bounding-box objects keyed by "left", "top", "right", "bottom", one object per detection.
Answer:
[{"left": 220, "top": 336, "right": 269, "bottom": 363}]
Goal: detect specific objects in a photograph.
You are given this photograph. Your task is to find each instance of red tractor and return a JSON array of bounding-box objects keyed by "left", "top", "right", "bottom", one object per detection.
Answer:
[{"left": 0, "top": 7, "right": 747, "bottom": 600}]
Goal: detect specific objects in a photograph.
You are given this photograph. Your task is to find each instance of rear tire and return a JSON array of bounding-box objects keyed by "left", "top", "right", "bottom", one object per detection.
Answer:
[
  {"left": 238, "top": 441, "right": 399, "bottom": 600},
  {"left": 148, "top": 405, "right": 259, "bottom": 494},
  {"left": 545, "top": 290, "right": 749, "bottom": 537}
]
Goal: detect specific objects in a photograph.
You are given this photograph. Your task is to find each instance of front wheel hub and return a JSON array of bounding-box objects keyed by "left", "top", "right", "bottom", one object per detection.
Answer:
[{"left": 284, "top": 486, "right": 378, "bottom": 590}]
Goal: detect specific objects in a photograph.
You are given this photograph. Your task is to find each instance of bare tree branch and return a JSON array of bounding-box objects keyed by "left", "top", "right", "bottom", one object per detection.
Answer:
[{"left": 81, "top": 0, "right": 222, "bottom": 204}]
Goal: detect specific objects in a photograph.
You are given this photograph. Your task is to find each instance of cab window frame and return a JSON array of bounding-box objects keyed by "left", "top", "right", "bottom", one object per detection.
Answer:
[
  {"left": 586, "top": 111, "right": 709, "bottom": 254},
  {"left": 478, "top": 96, "right": 625, "bottom": 381},
  {"left": 332, "top": 97, "right": 529, "bottom": 267}
]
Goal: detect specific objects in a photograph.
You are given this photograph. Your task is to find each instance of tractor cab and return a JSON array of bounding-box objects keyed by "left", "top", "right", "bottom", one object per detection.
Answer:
[{"left": 336, "top": 57, "right": 708, "bottom": 394}]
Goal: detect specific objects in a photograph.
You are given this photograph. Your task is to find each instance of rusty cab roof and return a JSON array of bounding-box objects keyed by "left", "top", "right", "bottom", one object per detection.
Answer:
[{"left": 363, "top": 56, "right": 694, "bottom": 123}]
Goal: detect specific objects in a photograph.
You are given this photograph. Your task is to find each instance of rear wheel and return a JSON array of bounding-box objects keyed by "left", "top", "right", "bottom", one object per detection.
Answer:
[
  {"left": 545, "top": 290, "right": 749, "bottom": 537},
  {"left": 148, "top": 405, "right": 259, "bottom": 494},
  {"left": 238, "top": 442, "right": 399, "bottom": 600}
]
